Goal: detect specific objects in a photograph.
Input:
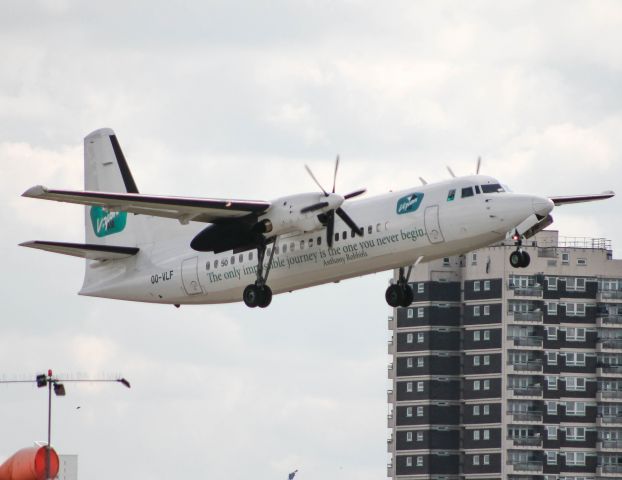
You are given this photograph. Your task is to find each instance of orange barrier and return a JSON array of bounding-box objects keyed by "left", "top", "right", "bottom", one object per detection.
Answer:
[{"left": 0, "top": 446, "right": 59, "bottom": 480}]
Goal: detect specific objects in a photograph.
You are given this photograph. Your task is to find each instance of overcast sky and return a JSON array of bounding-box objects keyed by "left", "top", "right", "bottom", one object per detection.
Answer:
[{"left": 1, "top": 1, "right": 621, "bottom": 479}]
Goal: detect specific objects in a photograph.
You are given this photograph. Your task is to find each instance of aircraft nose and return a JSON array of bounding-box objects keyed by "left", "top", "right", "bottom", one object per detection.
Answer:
[{"left": 532, "top": 197, "right": 554, "bottom": 216}]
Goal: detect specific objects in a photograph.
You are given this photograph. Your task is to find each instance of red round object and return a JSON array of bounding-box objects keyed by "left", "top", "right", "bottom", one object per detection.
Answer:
[{"left": 0, "top": 446, "right": 59, "bottom": 480}]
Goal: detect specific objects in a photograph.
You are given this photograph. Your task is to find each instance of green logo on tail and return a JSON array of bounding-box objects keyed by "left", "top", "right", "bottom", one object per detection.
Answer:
[{"left": 90, "top": 206, "right": 127, "bottom": 237}]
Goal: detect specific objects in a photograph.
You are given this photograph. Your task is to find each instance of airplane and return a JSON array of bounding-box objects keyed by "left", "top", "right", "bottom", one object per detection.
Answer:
[{"left": 20, "top": 128, "right": 615, "bottom": 309}]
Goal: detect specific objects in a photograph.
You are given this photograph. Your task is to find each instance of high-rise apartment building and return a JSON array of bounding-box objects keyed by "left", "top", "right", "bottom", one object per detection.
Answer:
[{"left": 387, "top": 230, "right": 622, "bottom": 480}]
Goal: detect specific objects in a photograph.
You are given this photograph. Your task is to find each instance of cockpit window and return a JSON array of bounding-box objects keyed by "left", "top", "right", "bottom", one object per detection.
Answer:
[
  {"left": 481, "top": 183, "right": 505, "bottom": 193},
  {"left": 475, "top": 185, "right": 481, "bottom": 194},
  {"left": 447, "top": 189, "right": 456, "bottom": 201},
  {"left": 461, "top": 187, "right": 474, "bottom": 198}
]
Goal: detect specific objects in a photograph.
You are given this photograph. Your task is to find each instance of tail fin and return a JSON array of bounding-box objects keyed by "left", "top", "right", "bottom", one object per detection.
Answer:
[{"left": 83, "top": 129, "right": 144, "bottom": 247}]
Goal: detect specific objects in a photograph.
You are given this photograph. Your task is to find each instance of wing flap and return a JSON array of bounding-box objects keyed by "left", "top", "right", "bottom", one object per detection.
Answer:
[
  {"left": 22, "top": 186, "right": 271, "bottom": 223},
  {"left": 550, "top": 191, "right": 615, "bottom": 206},
  {"left": 20, "top": 241, "right": 139, "bottom": 260}
]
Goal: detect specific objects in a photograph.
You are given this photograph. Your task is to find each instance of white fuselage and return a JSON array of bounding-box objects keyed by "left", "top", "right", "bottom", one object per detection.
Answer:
[{"left": 78, "top": 175, "right": 551, "bottom": 305}]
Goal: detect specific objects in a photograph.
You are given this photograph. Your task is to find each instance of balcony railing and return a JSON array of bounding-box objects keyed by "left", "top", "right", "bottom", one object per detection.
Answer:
[
  {"left": 509, "top": 436, "right": 542, "bottom": 447},
  {"left": 598, "top": 365, "right": 622, "bottom": 374},
  {"left": 507, "top": 461, "right": 543, "bottom": 472},
  {"left": 598, "top": 315, "right": 622, "bottom": 325},
  {"left": 598, "top": 390, "right": 622, "bottom": 399},
  {"left": 598, "top": 339, "right": 622, "bottom": 349},
  {"left": 598, "top": 416, "right": 622, "bottom": 425},
  {"left": 510, "top": 311, "right": 544, "bottom": 322},
  {"left": 599, "top": 440, "right": 622, "bottom": 449},
  {"left": 599, "top": 291, "right": 622, "bottom": 300},
  {"left": 508, "top": 361, "right": 543, "bottom": 372},
  {"left": 598, "top": 465, "right": 622, "bottom": 474},
  {"left": 509, "top": 411, "right": 543, "bottom": 422},
  {"left": 508, "top": 336, "right": 543, "bottom": 347},
  {"left": 510, "top": 287, "right": 544, "bottom": 298},
  {"left": 508, "top": 385, "right": 543, "bottom": 396}
]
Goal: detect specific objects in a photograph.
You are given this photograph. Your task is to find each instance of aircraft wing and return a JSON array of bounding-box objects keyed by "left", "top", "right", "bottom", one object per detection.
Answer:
[
  {"left": 22, "top": 185, "right": 270, "bottom": 223},
  {"left": 550, "top": 191, "right": 615, "bottom": 206}
]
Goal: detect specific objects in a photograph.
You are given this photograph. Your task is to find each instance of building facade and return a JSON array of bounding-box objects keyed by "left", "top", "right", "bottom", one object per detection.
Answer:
[{"left": 387, "top": 230, "right": 622, "bottom": 480}]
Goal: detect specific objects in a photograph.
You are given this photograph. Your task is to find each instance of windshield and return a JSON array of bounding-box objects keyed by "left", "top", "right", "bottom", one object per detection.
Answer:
[{"left": 481, "top": 183, "right": 505, "bottom": 193}]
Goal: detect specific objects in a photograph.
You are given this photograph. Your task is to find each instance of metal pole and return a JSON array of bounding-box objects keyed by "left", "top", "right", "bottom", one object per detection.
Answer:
[{"left": 46, "top": 372, "right": 52, "bottom": 480}]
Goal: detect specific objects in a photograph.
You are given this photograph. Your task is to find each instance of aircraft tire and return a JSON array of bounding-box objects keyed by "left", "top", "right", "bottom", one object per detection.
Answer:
[
  {"left": 385, "top": 284, "right": 403, "bottom": 308},
  {"left": 258, "top": 286, "right": 272, "bottom": 308},
  {"left": 400, "top": 285, "right": 414, "bottom": 307},
  {"left": 520, "top": 251, "right": 531, "bottom": 268},
  {"left": 509, "top": 251, "right": 522, "bottom": 268},
  {"left": 243, "top": 284, "right": 260, "bottom": 308}
]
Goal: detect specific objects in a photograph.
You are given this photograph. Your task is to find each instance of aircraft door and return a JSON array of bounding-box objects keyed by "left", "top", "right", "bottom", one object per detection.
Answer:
[
  {"left": 424, "top": 205, "right": 445, "bottom": 244},
  {"left": 181, "top": 257, "right": 203, "bottom": 295}
]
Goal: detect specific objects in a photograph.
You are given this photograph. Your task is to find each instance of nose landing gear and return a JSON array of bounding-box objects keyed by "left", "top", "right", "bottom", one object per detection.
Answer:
[{"left": 509, "top": 230, "right": 530, "bottom": 268}]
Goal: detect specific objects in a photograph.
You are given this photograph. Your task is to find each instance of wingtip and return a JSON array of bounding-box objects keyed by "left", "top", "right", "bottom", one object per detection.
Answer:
[{"left": 22, "top": 185, "right": 48, "bottom": 198}]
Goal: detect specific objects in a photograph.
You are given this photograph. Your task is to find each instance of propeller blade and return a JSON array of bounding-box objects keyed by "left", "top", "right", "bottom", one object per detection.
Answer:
[
  {"left": 332, "top": 155, "right": 340, "bottom": 193},
  {"left": 300, "top": 201, "right": 329, "bottom": 214},
  {"left": 305, "top": 165, "right": 328, "bottom": 196},
  {"left": 327, "top": 210, "right": 335, "bottom": 247},
  {"left": 476, "top": 156, "right": 482, "bottom": 174},
  {"left": 343, "top": 188, "right": 366, "bottom": 200},
  {"left": 446, "top": 166, "right": 456, "bottom": 178},
  {"left": 336, "top": 207, "right": 363, "bottom": 236}
]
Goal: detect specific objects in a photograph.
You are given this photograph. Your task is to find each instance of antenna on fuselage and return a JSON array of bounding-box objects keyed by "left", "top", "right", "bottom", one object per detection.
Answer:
[
  {"left": 446, "top": 166, "right": 456, "bottom": 178},
  {"left": 419, "top": 177, "right": 427, "bottom": 185},
  {"left": 476, "top": 156, "right": 482, "bottom": 174}
]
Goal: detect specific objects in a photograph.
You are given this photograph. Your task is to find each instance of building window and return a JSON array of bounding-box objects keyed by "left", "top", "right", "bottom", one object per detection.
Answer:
[
  {"left": 474, "top": 306, "right": 481, "bottom": 317},
  {"left": 474, "top": 355, "right": 480, "bottom": 366},
  {"left": 406, "top": 382, "right": 413, "bottom": 392},
  {"left": 484, "top": 280, "right": 491, "bottom": 291},
  {"left": 566, "top": 328, "right": 586, "bottom": 342},
  {"left": 566, "top": 402, "right": 586, "bottom": 416},
  {"left": 416, "top": 456, "right": 423, "bottom": 467},
  {"left": 473, "top": 405, "right": 480, "bottom": 415},
  {"left": 406, "top": 431, "right": 413, "bottom": 442},
  {"left": 407, "top": 308, "right": 414, "bottom": 319},
  {"left": 474, "top": 380, "right": 481, "bottom": 391},
  {"left": 407, "top": 357, "right": 413, "bottom": 368},
  {"left": 406, "top": 407, "right": 413, "bottom": 417},
  {"left": 474, "top": 331, "right": 481, "bottom": 341},
  {"left": 546, "top": 451, "right": 557, "bottom": 465},
  {"left": 473, "top": 430, "right": 480, "bottom": 440},
  {"left": 474, "top": 281, "right": 481, "bottom": 292},
  {"left": 483, "top": 454, "right": 490, "bottom": 465},
  {"left": 417, "top": 307, "right": 424, "bottom": 318},
  {"left": 483, "top": 429, "right": 490, "bottom": 440},
  {"left": 483, "top": 379, "right": 490, "bottom": 390},
  {"left": 484, "top": 305, "right": 490, "bottom": 316},
  {"left": 483, "top": 405, "right": 490, "bottom": 415},
  {"left": 406, "top": 456, "right": 412, "bottom": 467},
  {"left": 417, "top": 283, "right": 424, "bottom": 293},
  {"left": 547, "top": 276, "right": 558, "bottom": 290},
  {"left": 547, "top": 352, "right": 558, "bottom": 365},
  {"left": 546, "top": 326, "right": 558, "bottom": 339},
  {"left": 417, "top": 432, "right": 423, "bottom": 441},
  {"left": 443, "top": 257, "right": 450, "bottom": 266},
  {"left": 417, "top": 357, "right": 424, "bottom": 367},
  {"left": 483, "top": 330, "right": 490, "bottom": 340},
  {"left": 406, "top": 333, "right": 414, "bottom": 344},
  {"left": 472, "top": 253, "right": 478, "bottom": 265},
  {"left": 565, "top": 452, "right": 586, "bottom": 466},
  {"left": 548, "top": 303, "right": 558, "bottom": 315},
  {"left": 566, "top": 427, "right": 586, "bottom": 441},
  {"left": 547, "top": 376, "right": 557, "bottom": 390},
  {"left": 416, "top": 406, "right": 424, "bottom": 417},
  {"left": 547, "top": 425, "right": 558, "bottom": 439},
  {"left": 577, "top": 258, "right": 587, "bottom": 266},
  {"left": 473, "top": 455, "right": 480, "bottom": 466},
  {"left": 546, "top": 401, "right": 557, "bottom": 415},
  {"left": 562, "top": 252, "right": 570, "bottom": 265},
  {"left": 566, "top": 352, "right": 586, "bottom": 366},
  {"left": 417, "top": 382, "right": 424, "bottom": 392},
  {"left": 483, "top": 355, "right": 490, "bottom": 365},
  {"left": 417, "top": 333, "right": 424, "bottom": 343}
]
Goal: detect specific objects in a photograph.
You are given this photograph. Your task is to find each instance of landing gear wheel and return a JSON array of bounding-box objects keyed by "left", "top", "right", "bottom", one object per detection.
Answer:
[
  {"left": 258, "top": 285, "right": 272, "bottom": 308},
  {"left": 509, "top": 251, "right": 523, "bottom": 268},
  {"left": 243, "top": 284, "right": 261, "bottom": 308},
  {"left": 520, "top": 250, "right": 530, "bottom": 268},
  {"left": 385, "top": 284, "right": 404, "bottom": 308},
  {"left": 400, "top": 285, "right": 414, "bottom": 307}
]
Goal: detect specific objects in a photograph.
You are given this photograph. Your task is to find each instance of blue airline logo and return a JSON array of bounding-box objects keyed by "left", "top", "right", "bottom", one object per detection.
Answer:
[{"left": 396, "top": 192, "right": 424, "bottom": 215}]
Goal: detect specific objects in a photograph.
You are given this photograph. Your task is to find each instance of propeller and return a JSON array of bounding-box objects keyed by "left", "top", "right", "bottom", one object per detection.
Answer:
[{"left": 303, "top": 156, "right": 366, "bottom": 247}]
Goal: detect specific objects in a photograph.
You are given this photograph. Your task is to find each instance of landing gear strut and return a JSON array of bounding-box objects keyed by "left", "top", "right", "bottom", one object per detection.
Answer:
[
  {"left": 385, "top": 265, "right": 415, "bottom": 308},
  {"left": 243, "top": 240, "right": 276, "bottom": 308},
  {"left": 509, "top": 231, "right": 530, "bottom": 268}
]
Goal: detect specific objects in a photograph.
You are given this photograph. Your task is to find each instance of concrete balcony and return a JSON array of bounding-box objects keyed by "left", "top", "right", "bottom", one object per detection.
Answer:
[
  {"left": 388, "top": 315, "right": 394, "bottom": 330},
  {"left": 387, "top": 462, "right": 393, "bottom": 477},
  {"left": 597, "top": 339, "right": 622, "bottom": 352},
  {"left": 597, "top": 416, "right": 622, "bottom": 426},
  {"left": 388, "top": 339, "right": 395, "bottom": 355},
  {"left": 387, "top": 414, "right": 394, "bottom": 428},
  {"left": 597, "top": 365, "right": 622, "bottom": 376},
  {"left": 507, "top": 411, "right": 543, "bottom": 423},
  {"left": 508, "top": 285, "right": 544, "bottom": 298},
  {"left": 508, "top": 311, "right": 544, "bottom": 323},
  {"left": 506, "top": 461, "right": 544, "bottom": 474},
  {"left": 508, "top": 336, "right": 544, "bottom": 348},
  {"left": 508, "top": 436, "right": 543, "bottom": 448},
  {"left": 387, "top": 434, "right": 393, "bottom": 453},
  {"left": 387, "top": 389, "right": 394, "bottom": 403},
  {"left": 388, "top": 363, "right": 395, "bottom": 379},
  {"left": 599, "top": 290, "right": 622, "bottom": 301},
  {"left": 598, "top": 440, "right": 622, "bottom": 451},
  {"left": 508, "top": 385, "right": 543, "bottom": 398}
]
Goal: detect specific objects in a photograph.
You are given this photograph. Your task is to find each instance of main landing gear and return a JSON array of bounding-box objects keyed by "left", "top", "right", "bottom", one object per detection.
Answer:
[
  {"left": 243, "top": 241, "right": 275, "bottom": 308},
  {"left": 385, "top": 265, "right": 415, "bottom": 308},
  {"left": 509, "top": 231, "right": 530, "bottom": 268}
]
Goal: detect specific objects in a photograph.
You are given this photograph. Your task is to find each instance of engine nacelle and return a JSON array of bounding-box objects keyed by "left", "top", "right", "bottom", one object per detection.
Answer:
[{"left": 258, "top": 193, "right": 340, "bottom": 238}]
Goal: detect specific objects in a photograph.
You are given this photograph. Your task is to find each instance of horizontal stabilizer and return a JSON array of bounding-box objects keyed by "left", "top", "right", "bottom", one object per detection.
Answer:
[
  {"left": 550, "top": 191, "right": 615, "bottom": 206},
  {"left": 22, "top": 185, "right": 270, "bottom": 223},
  {"left": 19, "top": 241, "right": 139, "bottom": 261}
]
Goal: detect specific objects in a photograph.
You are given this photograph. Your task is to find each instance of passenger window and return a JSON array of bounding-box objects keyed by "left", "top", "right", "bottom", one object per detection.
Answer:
[
  {"left": 461, "top": 187, "right": 474, "bottom": 198},
  {"left": 206, "top": 261, "right": 210, "bottom": 270},
  {"left": 317, "top": 236, "right": 322, "bottom": 246},
  {"left": 230, "top": 256, "right": 235, "bottom": 265},
  {"left": 248, "top": 252, "right": 253, "bottom": 261},
  {"left": 309, "top": 238, "right": 314, "bottom": 248},
  {"left": 351, "top": 230, "right": 356, "bottom": 238},
  {"left": 368, "top": 225, "right": 373, "bottom": 235},
  {"left": 300, "top": 240, "right": 305, "bottom": 250},
  {"left": 239, "top": 254, "right": 243, "bottom": 263},
  {"left": 290, "top": 242, "right": 295, "bottom": 252},
  {"left": 376, "top": 223, "right": 381, "bottom": 232},
  {"left": 282, "top": 244, "right": 287, "bottom": 253},
  {"left": 334, "top": 233, "right": 339, "bottom": 243},
  {"left": 342, "top": 231, "right": 347, "bottom": 240},
  {"left": 475, "top": 185, "right": 481, "bottom": 194},
  {"left": 447, "top": 189, "right": 456, "bottom": 201},
  {"left": 275, "top": 246, "right": 279, "bottom": 254},
  {"left": 214, "top": 259, "right": 219, "bottom": 268}
]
